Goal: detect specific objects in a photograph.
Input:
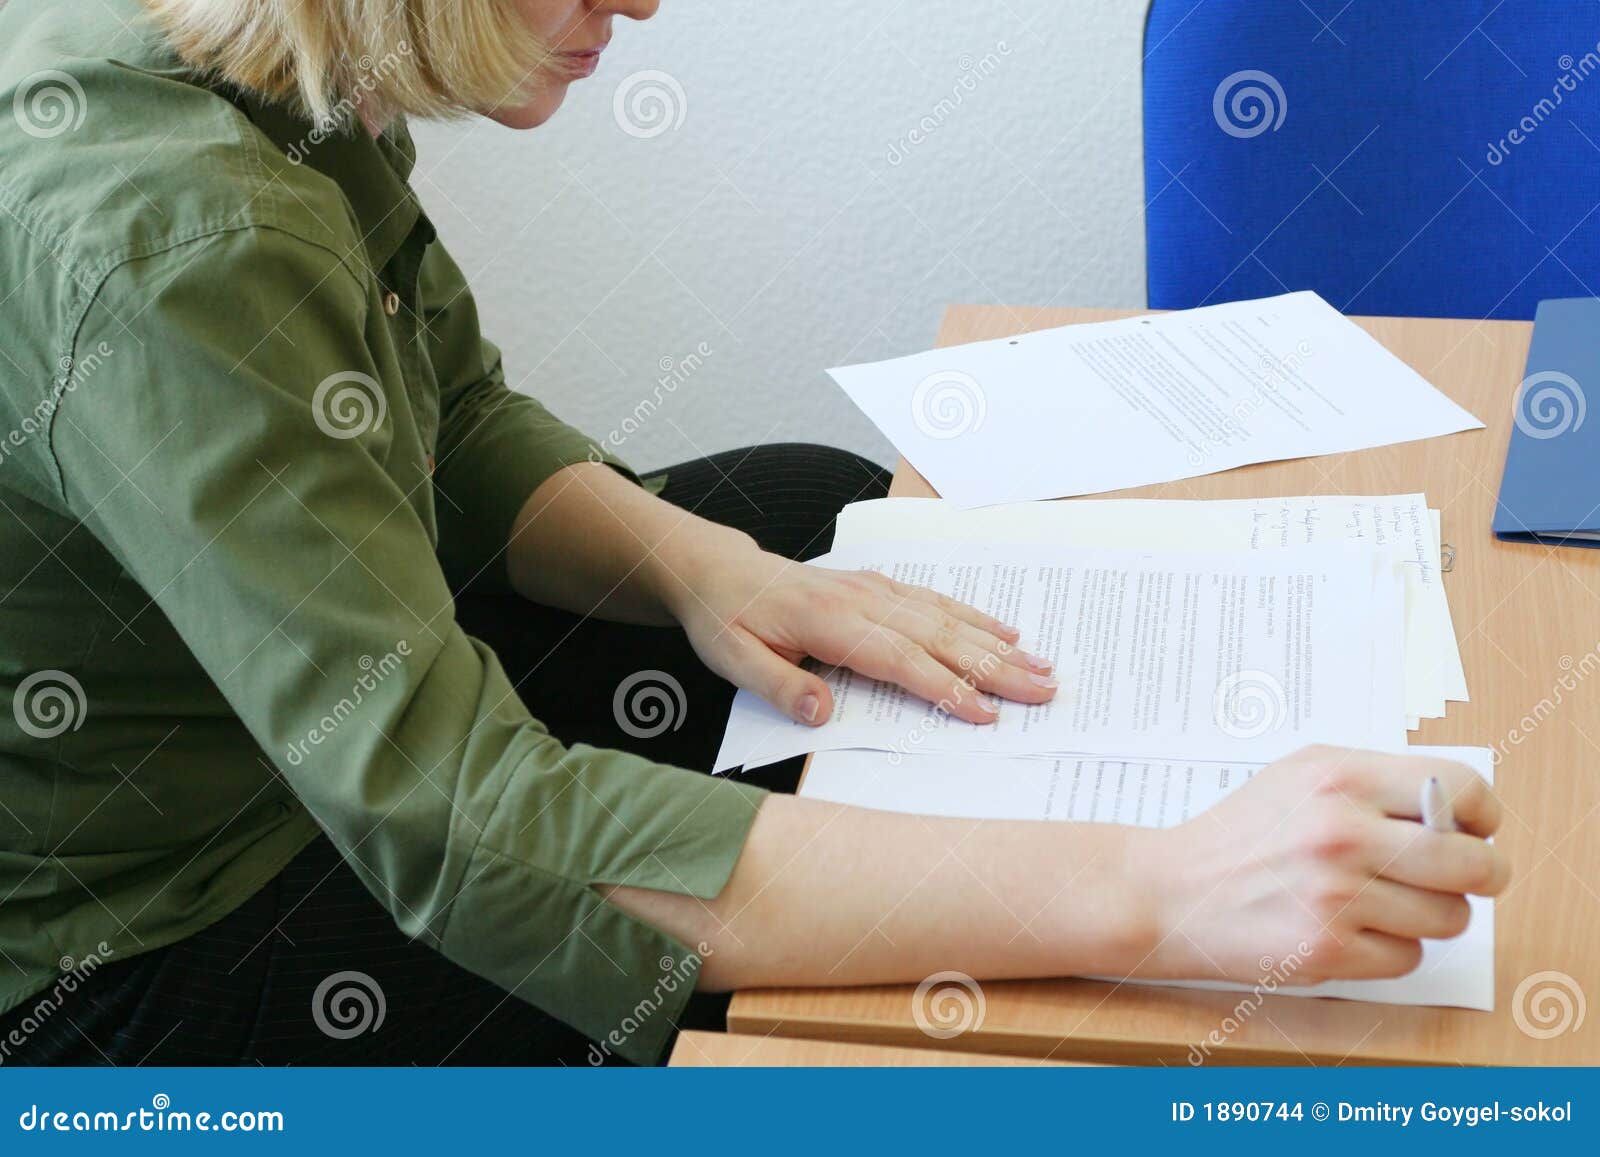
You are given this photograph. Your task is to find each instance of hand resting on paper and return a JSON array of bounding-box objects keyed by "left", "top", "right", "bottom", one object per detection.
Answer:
[
  {"left": 510, "top": 461, "right": 1056, "bottom": 726},
  {"left": 667, "top": 547, "right": 1060, "bottom": 726}
]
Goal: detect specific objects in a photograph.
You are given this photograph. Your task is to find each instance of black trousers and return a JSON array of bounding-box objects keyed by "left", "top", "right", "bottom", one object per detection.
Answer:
[{"left": 0, "top": 443, "right": 889, "bottom": 1066}]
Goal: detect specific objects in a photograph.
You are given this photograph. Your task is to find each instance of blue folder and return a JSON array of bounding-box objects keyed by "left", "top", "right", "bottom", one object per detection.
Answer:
[{"left": 1493, "top": 298, "right": 1600, "bottom": 547}]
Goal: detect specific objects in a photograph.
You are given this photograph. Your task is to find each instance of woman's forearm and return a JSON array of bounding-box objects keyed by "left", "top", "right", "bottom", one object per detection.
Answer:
[
  {"left": 606, "top": 748, "right": 1508, "bottom": 993},
  {"left": 605, "top": 794, "right": 1158, "bottom": 991},
  {"left": 506, "top": 461, "right": 753, "bottom": 624}
]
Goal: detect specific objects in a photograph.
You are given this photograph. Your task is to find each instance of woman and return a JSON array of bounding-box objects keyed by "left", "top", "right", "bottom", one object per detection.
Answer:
[{"left": 0, "top": 0, "right": 1505, "bottom": 1065}]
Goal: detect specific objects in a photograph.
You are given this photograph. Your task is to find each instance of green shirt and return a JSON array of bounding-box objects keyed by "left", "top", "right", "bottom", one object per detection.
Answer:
[{"left": 0, "top": 0, "right": 764, "bottom": 1063}]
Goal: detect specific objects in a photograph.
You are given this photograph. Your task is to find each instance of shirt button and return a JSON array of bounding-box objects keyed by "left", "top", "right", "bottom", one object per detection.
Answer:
[{"left": 382, "top": 291, "right": 401, "bottom": 316}]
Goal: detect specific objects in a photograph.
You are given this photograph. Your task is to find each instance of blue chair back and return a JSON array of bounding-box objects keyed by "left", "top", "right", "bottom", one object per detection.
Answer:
[{"left": 1143, "top": 2, "right": 1600, "bottom": 319}]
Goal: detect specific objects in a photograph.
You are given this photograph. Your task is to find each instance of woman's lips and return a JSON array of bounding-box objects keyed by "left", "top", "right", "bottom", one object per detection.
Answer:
[{"left": 557, "top": 45, "right": 607, "bottom": 79}]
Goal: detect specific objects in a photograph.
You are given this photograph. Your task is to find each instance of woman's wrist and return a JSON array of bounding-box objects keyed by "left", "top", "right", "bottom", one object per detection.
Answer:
[
  {"left": 1109, "top": 823, "right": 1214, "bottom": 980},
  {"left": 647, "top": 516, "right": 766, "bottom": 625},
  {"left": 1058, "top": 823, "right": 1170, "bottom": 978}
]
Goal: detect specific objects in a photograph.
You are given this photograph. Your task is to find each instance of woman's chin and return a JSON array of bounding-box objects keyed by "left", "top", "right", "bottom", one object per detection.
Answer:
[{"left": 486, "top": 86, "right": 569, "bottom": 130}]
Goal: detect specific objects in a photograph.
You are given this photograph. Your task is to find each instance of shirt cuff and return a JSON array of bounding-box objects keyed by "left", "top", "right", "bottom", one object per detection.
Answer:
[{"left": 440, "top": 746, "right": 767, "bottom": 1065}]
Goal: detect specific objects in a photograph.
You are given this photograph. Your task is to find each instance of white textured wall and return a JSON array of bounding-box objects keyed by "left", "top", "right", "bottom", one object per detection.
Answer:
[{"left": 410, "top": 1, "right": 1148, "bottom": 472}]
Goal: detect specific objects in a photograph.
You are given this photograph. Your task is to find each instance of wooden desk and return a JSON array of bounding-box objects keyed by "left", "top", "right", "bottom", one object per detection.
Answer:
[
  {"left": 730, "top": 304, "right": 1600, "bottom": 1066},
  {"left": 669, "top": 1031, "right": 1076, "bottom": 1067}
]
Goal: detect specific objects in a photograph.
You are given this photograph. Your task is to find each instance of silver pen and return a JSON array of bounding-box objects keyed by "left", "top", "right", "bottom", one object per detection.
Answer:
[{"left": 1421, "top": 775, "right": 1457, "bottom": 833}]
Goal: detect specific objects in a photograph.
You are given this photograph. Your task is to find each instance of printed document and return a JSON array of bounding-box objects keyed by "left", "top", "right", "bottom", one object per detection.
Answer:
[
  {"left": 833, "top": 493, "right": 1466, "bottom": 720},
  {"left": 714, "top": 539, "right": 1408, "bottom": 772},
  {"left": 828, "top": 292, "right": 1483, "bottom": 507}
]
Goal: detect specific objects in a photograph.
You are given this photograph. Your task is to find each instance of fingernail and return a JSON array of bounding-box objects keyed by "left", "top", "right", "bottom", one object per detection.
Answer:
[
  {"left": 978, "top": 695, "right": 1001, "bottom": 716},
  {"left": 796, "top": 694, "right": 821, "bottom": 723},
  {"left": 1022, "top": 651, "right": 1053, "bottom": 673},
  {"left": 1027, "top": 672, "right": 1058, "bottom": 689},
  {"left": 998, "top": 622, "right": 1022, "bottom": 638}
]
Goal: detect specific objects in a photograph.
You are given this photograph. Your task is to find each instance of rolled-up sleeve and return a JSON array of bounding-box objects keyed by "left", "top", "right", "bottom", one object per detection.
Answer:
[
  {"left": 421, "top": 243, "right": 640, "bottom": 593},
  {"left": 51, "top": 227, "right": 766, "bottom": 1063}
]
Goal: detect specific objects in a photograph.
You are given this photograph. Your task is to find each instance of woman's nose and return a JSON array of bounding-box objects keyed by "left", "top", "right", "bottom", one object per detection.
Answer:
[{"left": 597, "top": 0, "right": 660, "bottom": 21}]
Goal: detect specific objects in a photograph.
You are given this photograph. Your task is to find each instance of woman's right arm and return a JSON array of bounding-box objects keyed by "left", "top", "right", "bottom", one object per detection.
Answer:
[{"left": 610, "top": 746, "right": 1507, "bottom": 990}]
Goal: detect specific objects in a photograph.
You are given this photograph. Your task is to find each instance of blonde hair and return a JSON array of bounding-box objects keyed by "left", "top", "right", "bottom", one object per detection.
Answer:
[{"left": 142, "top": 0, "right": 553, "bottom": 126}]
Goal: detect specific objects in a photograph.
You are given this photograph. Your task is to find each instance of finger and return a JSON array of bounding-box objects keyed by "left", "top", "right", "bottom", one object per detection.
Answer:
[
  {"left": 719, "top": 625, "right": 835, "bottom": 725},
  {"left": 885, "top": 579, "right": 1030, "bottom": 652},
  {"left": 1325, "top": 931, "right": 1425, "bottom": 980},
  {"left": 892, "top": 601, "right": 1041, "bottom": 675},
  {"left": 1345, "top": 877, "right": 1474, "bottom": 941},
  {"left": 837, "top": 624, "right": 1001, "bottom": 724},
  {"left": 1366, "top": 818, "right": 1510, "bottom": 896},
  {"left": 1311, "top": 748, "right": 1502, "bottom": 837},
  {"left": 887, "top": 604, "right": 1057, "bottom": 704}
]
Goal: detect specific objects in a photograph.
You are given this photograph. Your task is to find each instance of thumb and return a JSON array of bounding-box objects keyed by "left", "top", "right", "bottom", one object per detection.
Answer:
[{"left": 723, "top": 626, "right": 834, "bottom": 725}]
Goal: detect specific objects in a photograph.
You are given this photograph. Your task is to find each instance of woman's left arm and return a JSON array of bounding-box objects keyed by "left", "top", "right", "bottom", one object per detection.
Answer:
[
  {"left": 418, "top": 242, "right": 1053, "bottom": 726},
  {"left": 507, "top": 461, "right": 1058, "bottom": 725}
]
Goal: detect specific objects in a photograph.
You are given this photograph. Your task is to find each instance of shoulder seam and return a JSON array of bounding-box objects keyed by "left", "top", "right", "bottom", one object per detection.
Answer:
[
  {"left": 42, "top": 222, "right": 373, "bottom": 501},
  {"left": 0, "top": 94, "right": 369, "bottom": 289}
]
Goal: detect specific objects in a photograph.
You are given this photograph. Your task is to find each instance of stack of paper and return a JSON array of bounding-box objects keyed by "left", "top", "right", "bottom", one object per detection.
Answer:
[
  {"left": 834, "top": 495, "right": 1467, "bottom": 726},
  {"left": 712, "top": 494, "right": 1487, "bottom": 1010},
  {"left": 714, "top": 537, "right": 1409, "bottom": 772}
]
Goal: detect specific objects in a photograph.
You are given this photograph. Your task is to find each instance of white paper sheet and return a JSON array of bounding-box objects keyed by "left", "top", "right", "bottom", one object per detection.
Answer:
[
  {"left": 714, "top": 540, "right": 1409, "bottom": 772},
  {"left": 828, "top": 291, "right": 1483, "bottom": 508},
  {"left": 1433, "top": 508, "right": 1469, "bottom": 703},
  {"left": 833, "top": 494, "right": 1466, "bottom": 720},
  {"left": 801, "top": 745, "right": 1494, "bottom": 1011}
]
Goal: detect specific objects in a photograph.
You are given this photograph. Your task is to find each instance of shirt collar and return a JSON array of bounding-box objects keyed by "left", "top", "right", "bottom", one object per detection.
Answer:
[
  {"left": 77, "top": 0, "right": 435, "bottom": 274},
  {"left": 234, "top": 92, "right": 434, "bottom": 273}
]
